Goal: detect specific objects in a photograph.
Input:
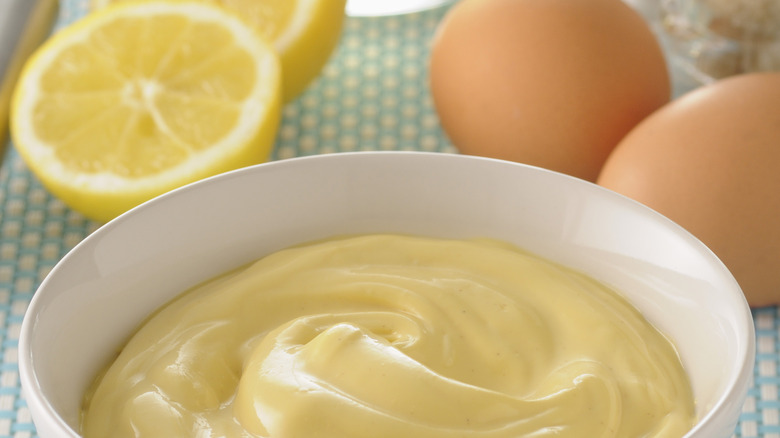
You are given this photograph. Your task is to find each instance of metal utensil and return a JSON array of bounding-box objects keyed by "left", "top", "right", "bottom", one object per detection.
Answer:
[{"left": 0, "top": 0, "right": 59, "bottom": 162}]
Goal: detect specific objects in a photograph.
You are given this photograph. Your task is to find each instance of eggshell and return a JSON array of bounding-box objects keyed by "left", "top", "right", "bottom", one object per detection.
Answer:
[
  {"left": 429, "top": 0, "right": 670, "bottom": 182},
  {"left": 597, "top": 72, "right": 780, "bottom": 307}
]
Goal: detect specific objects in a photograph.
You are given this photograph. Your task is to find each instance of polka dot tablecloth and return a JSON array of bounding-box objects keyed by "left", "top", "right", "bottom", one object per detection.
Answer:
[{"left": 0, "top": 1, "right": 773, "bottom": 437}]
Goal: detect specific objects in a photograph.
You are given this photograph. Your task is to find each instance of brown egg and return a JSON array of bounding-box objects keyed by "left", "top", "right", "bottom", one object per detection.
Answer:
[
  {"left": 597, "top": 72, "right": 780, "bottom": 307},
  {"left": 429, "top": 0, "right": 670, "bottom": 182}
]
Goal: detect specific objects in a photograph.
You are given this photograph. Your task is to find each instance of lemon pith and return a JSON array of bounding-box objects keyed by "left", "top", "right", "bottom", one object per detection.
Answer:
[{"left": 11, "top": 1, "right": 282, "bottom": 223}]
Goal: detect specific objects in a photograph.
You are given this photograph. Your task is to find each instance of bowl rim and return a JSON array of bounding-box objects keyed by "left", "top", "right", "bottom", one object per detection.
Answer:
[{"left": 18, "top": 151, "right": 756, "bottom": 437}]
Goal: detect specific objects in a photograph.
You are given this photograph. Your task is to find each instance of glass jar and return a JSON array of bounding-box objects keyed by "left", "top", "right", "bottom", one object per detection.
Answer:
[
  {"left": 346, "top": 0, "right": 456, "bottom": 16},
  {"left": 661, "top": 0, "right": 780, "bottom": 83}
]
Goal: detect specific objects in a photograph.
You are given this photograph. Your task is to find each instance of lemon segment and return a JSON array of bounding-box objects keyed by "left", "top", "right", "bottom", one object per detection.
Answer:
[
  {"left": 11, "top": 1, "right": 282, "bottom": 223},
  {"left": 91, "top": 0, "right": 347, "bottom": 102}
]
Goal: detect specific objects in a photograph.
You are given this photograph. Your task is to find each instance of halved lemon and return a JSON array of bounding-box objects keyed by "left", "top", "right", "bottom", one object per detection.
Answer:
[
  {"left": 11, "top": 1, "right": 282, "bottom": 223},
  {"left": 91, "top": 0, "right": 347, "bottom": 102}
]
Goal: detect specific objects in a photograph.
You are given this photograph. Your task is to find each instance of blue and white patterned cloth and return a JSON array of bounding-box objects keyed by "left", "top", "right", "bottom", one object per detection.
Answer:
[{"left": 0, "top": 1, "right": 772, "bottom": 436}]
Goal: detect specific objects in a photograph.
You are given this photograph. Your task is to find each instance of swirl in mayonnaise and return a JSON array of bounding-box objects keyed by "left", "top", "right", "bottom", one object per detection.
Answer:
[{"left": 81, "top": 234, "right": 695, "bottom": 437}]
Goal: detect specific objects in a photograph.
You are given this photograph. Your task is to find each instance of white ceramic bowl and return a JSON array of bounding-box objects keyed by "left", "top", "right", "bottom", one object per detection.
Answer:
[{"left": 19, "top": 151, "right": 754, "bottom": 437}]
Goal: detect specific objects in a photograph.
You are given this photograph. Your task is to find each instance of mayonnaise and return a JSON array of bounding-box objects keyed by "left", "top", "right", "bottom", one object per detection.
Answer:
[{"left": 81, "top": 234, "right": 695, "bottom": 437}]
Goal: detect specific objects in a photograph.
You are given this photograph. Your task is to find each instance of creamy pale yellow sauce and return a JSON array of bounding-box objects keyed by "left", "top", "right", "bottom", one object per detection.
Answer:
[{"left": 81, "top": 234, "right": 695, "bottom": 437}]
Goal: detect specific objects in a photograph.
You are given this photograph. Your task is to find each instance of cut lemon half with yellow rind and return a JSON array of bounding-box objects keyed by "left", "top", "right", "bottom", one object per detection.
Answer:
[
  {"left": 91, "top": 0, "right": 347, "bottom": 102},
  {"left": 11, "top": 1, "right": 282, "bottom": 223}
]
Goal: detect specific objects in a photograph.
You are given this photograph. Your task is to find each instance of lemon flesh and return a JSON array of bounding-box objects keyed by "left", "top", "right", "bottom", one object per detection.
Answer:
[
  {"left": 11, "top": 1, "right": 282, "bottom": 223},
  {"left": 92, "top": 0, "right": 347, "bottom": 102}
]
